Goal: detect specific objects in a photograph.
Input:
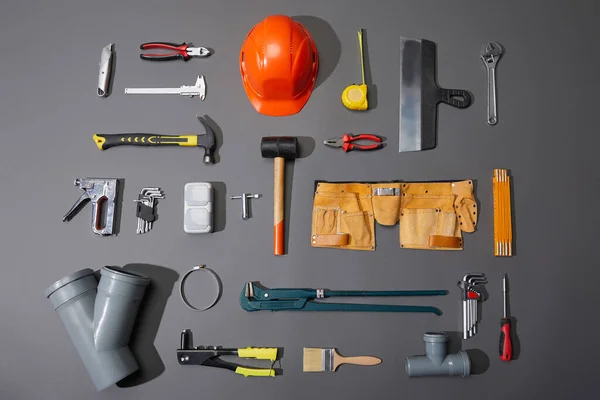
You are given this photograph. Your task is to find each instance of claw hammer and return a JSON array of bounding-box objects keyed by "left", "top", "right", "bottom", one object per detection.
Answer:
[{"left": 93, "top": 115, "right": 216, "bottom": 164}]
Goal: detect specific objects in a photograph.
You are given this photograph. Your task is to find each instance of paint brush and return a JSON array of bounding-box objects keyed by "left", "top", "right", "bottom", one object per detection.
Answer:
[{"left": 303, "top": 348, "right": 381, "bottom": 373}]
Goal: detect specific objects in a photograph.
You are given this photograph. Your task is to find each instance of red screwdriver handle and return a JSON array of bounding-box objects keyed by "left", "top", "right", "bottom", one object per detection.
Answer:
[{"left": 499, "top": 318, "right": 512, "bottom": 361}]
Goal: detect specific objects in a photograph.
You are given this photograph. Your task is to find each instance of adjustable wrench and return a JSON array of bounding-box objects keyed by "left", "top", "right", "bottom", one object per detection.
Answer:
[{"left": 481, "top": 42, "right": 503, "bottom": 125}]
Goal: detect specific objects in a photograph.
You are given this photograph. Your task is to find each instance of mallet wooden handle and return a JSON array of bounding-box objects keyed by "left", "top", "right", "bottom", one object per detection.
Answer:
[
  {"left": 274, "top": 157, "right": 284, "bottom": 255},
  {"left": 261, "top": 136, "right": 297, "bottom": 256}
]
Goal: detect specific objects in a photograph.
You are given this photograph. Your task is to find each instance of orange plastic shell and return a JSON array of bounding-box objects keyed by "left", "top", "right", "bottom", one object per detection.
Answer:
[{"left": 240, "top": 15, "right": 319, "bottom": 116}]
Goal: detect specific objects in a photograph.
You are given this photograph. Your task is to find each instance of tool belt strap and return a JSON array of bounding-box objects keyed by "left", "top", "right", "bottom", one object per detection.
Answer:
[
  {"left": 312, "top": 234, "right": 350, "bottom": 246},
  {"left": 428, "top": 235, "right": 462, "bottom": 249}
]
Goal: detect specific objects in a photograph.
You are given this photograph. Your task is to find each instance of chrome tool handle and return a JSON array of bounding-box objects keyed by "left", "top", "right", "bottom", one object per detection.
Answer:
[
  {"left": 62, "top": 192, "right": 90, "bottom": 222},
  {"left": 481, "top": 41, "right": 503, "bottom": 126},
  {"left": 487, "top": 64, "right": 497, "bottom": 125}
]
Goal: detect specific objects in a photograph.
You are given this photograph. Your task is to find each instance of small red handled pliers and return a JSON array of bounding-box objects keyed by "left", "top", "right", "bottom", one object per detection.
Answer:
[
  {"left": 324, "top": 133, "right": 385, "bottom": 152},
  {"left": 140, "top": 42, "right": 211, "bottom": 61}
]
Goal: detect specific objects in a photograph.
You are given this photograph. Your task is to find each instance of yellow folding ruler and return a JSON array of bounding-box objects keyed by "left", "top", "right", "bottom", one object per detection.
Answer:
[{"left": 493, "top": 169, "right": 513, "bottom": 256}]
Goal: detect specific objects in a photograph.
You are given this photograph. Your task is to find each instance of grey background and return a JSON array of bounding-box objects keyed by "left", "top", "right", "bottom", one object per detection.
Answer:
[{"left": 0, "top": 0, "right": 597, "bottom": 398}]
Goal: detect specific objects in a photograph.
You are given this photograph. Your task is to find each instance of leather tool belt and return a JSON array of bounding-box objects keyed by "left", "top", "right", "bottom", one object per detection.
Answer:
[{"left": 311, "top": 181, "right": 478, "bottom": 251}]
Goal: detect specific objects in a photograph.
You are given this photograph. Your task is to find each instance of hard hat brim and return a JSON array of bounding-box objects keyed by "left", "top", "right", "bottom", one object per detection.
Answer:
[{"left": 241, "top": 77, "right": 317, "bottom": 116}]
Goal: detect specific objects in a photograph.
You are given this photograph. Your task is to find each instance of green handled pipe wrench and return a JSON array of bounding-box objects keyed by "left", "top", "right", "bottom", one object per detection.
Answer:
[{"left": 240, "top": 282, "right": 447, "bottom": 315}]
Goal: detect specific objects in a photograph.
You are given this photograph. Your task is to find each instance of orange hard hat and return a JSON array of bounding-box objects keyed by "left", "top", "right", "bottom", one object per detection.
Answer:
[{"left": 240, "top": 15, "right": 319, "bottom": 116}]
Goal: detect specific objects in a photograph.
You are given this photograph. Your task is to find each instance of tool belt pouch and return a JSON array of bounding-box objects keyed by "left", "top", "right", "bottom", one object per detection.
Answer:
[
  {"left": 399, "top": 180, "right": 477, "bottom": 250},
  {"left": 311, "top": 180, "right": 477, "bottom": 251},
  {"left": 311, "top": 182, "right": 375, "bottom": 251}
]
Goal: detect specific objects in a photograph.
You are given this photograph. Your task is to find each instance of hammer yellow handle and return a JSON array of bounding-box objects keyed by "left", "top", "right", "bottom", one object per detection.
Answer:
[{"left": 93, "top": 133, "right": 198, "bottom": 150}]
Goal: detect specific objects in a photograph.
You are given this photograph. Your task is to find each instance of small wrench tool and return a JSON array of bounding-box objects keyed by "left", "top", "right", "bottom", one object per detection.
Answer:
[
  {"left": 458, "top": 273, "right": 488, "bottom": 339},
  {"left": 481, "top": 42, "right": 503, "bottom": 125},
  {"left": 134, "top": 187, "right": 165, "bottom": 234},
  {"left": 125, "top": 75, "right": 206, "bottom": 100},
  {"left": 230, "top": 193, "right": 261, "bottom": 220}
]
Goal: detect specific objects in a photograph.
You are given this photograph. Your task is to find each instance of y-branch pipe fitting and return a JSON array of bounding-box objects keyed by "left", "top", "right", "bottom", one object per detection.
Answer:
[
  {"left": 45, "top": 267, "right": 150, "bottom": 390},
  {"left": 405, "top": 332, "right": 471, "bottom": 377}
]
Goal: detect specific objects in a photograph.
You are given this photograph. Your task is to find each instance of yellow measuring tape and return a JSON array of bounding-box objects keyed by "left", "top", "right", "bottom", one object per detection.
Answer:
[{"left": 342, "top": 29, "right": 368, "bottom": 111}]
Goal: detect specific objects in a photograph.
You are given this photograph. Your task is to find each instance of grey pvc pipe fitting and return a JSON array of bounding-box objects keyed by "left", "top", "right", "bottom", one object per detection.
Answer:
[
  {"left": 46, "top": 267, "right": 150, "bottom": 390},
  {"left": 405, "top": 332, "right": 470, "bottom": 378}
]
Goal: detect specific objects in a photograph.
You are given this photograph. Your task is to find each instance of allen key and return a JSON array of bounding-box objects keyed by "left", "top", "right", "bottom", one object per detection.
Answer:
[
  {"left": 134, "top": 187, "right": 165, "bottom": 234},
  {"left": 458, "top": 273, "right": 487, "bottom": 340}
]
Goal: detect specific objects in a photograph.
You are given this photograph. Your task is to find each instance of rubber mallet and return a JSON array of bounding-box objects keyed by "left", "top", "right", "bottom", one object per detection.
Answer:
[{"left": 260, "top": 137, "right": 298, "bottom": 255}]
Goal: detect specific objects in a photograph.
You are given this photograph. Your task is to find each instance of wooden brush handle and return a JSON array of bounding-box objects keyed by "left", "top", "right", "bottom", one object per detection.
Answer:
[
  {"left": 336, "top": 355, "right": 382, "bottom": 368},
  {"left": 273, "top": 157, "right": 284, "bottom": 256}
]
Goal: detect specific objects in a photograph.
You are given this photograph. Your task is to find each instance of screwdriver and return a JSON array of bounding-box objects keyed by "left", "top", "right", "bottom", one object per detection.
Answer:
[{"left": 499, "top": 274, "right": 513, "bottom": 361}]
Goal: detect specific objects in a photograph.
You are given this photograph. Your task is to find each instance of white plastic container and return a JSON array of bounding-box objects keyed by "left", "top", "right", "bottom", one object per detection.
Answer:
[{"left": 184, "top": 182, "right": 213, "bottom": 233}]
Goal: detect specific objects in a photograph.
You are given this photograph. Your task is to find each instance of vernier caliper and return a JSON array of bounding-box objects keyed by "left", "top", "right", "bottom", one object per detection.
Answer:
[{"left": 125, "top": 75, "right": 206, "bottom": 100}]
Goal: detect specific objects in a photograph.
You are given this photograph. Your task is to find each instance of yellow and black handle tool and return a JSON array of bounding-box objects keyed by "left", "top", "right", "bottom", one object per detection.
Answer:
[
  {"left": 93, "top": 115, "right": 216, "bottom": 164},
  {"left": 177, "top": 329, "right": 278, "bottom": 377}
]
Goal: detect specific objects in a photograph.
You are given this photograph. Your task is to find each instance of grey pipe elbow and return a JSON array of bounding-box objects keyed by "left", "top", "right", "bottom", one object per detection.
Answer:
[
  {"left": 46, "top": 267, "right": 150, "bottom": 390},
  {"left": 405, "top": 332, "right": 470, "bottom": 378}
]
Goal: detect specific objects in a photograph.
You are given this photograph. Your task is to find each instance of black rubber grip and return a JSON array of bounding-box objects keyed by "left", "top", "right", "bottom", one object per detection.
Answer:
[
  {"left": 352, "top": 143, "right": 385, "bottom": 151},
  {"left": 140, "top": 53, "right": 185, "bottom": 61},
  {"left": 440, "top": 89, "right": 472, "bottom": 108},
  {"left": 95, "top": 134, "right": 190, "bottom": 150},
  {"left": 136, "top": 203, "right": 156, "bottom": 222}
]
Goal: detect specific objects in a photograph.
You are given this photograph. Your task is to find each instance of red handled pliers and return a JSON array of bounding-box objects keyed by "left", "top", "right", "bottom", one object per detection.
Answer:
[
  {"left": 324, "top": 133, "right": 385, "bottom": 152},
  {"left": 140, "top": 42, "right": 211, "bottom": 61}
]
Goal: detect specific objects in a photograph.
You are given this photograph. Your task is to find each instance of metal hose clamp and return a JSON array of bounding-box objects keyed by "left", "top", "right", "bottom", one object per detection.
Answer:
[{"left": 179, "top": 265, "right": 222, "bottom": 311}]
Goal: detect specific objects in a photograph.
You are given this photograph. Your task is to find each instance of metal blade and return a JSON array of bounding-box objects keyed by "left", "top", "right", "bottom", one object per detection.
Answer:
[
  {"left": 399, "top": 37, "right": 423, "bottom": 152},
  {"left": 125, "top": 88, "right": 183, "bottom": 95},
  {"left": 124, "top": 75, "right": 205, "bottom": 99}
]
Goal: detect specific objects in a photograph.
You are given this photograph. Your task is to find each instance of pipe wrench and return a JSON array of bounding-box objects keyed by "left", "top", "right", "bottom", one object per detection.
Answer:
[{"left": 240, "top": 282, "right": 447, "bottom": 315}]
